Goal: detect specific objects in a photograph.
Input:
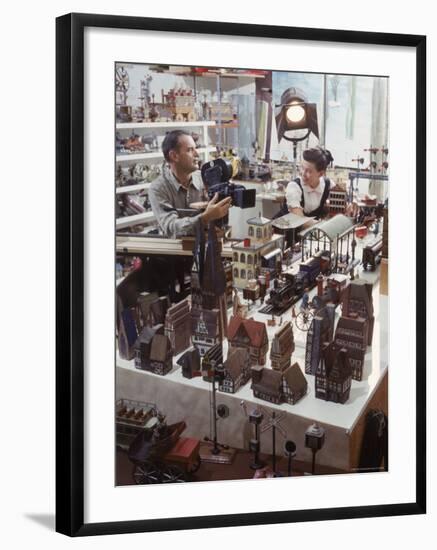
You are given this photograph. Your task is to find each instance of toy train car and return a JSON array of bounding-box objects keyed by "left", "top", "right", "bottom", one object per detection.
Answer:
[
  {"left": 362, "top": 237, "right": 383, "bottom": 271},
  {"left": 261, "top": 251, "right": 331, "bottom": 315}
]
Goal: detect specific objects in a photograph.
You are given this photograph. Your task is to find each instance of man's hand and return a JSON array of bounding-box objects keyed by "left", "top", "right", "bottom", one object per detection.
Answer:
[{"left": 201, "top": 193, "right": 232, "bottom": 224}]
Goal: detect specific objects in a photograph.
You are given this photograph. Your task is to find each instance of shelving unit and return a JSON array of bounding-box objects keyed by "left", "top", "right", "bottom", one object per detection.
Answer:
[
  {"left": 116, "top": 146, "right": 216, "bottom": 163},
  {"left": 116, "top": 121, "right": 217, "bottom": 230}
]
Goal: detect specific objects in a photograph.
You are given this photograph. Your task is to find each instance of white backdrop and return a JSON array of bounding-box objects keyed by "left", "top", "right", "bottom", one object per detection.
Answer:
[{"left": 0, "top": 0, "right": 433, "bottom": 549}]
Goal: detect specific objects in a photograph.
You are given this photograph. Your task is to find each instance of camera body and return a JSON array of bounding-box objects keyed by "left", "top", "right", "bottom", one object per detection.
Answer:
[{"left": 201, "top": 158, "right": 256, "bottom": 210}]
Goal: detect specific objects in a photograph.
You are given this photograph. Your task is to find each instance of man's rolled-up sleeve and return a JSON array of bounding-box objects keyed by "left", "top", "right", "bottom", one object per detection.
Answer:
[
  {"left": 149, "top": 183, "right": 202, "bottom": 238},
  {"left": 285, "top": 181, "right": 303, "bottom": 209}
]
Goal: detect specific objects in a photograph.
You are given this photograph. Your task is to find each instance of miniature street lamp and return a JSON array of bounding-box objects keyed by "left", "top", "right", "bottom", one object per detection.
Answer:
[
  {"left": 305, "top": 423, "right": 326, "bottom": 475},
  {"left": 284, "top": 440, "right": 297, "bottom": 477},
  {"left": 248, "top": 408, "right": 264, "bottom": 470}
]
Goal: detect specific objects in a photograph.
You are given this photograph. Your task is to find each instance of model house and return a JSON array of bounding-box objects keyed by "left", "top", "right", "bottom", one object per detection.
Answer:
[
  {"left": 251, "top": 362, "right": 307, "bottom": 405},
  {"left": 315, "top": 342, "right": 352, "bottom": 403},
  {"left": 149, "top": 333, "right": 173, "bottom": 376},
  {"left": 341, "top": 280, "right": 375, "bottom": 345},
  {"left": 218, "top": 347, "right": 251, "bottom": 393},
  {"left": 335, "top": 314, "right": 369, "bottom": 381},
  {"left": 164, "top": 299, "right": 191, "bottom": 354},
  {"left": 191, "top": 308, "right": 221, "bottom": 357},
  {"left": 227, "top": 315, "right": 269, "bottom": 366},
  {"left": 270, "top": 321, "right": 295, "bottom": 372}
]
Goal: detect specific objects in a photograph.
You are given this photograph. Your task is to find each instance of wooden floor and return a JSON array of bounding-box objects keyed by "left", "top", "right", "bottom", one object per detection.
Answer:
[{"left": 116, "top": 446, "right": 347, "bottom": 486}]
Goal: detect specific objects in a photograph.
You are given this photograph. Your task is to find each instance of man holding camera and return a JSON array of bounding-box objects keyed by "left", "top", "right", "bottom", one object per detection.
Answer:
[{"left": 149, "top": 130, "right": 232, "bottom": 238}]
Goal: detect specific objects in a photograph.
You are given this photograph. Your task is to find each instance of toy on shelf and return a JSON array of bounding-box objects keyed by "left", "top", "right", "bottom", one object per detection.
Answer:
[
  {"left": 304, "top": 304, "right": 336, "bottom": 375},
  {"left": 218, "top": 347, "right": 251, "bottom": 394},
  {"left": 116, "top": 398, "right": 158, "bottom": 450},
  {"left": 201, "top": 343, "right": 224, "bottom": 383},
  {"left": 334, "top": 315, "right": 368, "bottom": 381},
  {"left": 270, "top": 321, "right": 295, "bottom": 372},
  {"left": 251, "top": 362, "right": 307, "bottom": 405},
  {"left": 341, "top": 280, "right": 375, "bottom": 345},
  {"left": 148, "top": 333, "right": 173, "bottom": 376},
  {"left": 133, "top": 324, "right": 164, "bottom": 371},
  {"left": 231, "top": 214, "right": 282, "bottom": 289},
  {"left": 362, "top": 237, "right": 383, "bottom": 271},
  {"left": 164, "top": 299, "right": 191, "bottom": 355},
  {"left": 177, "top": 348, "right": 201, "bottom": 379},
  {"left": 315, "top": 342, "right": 351, "bottom": 404},
  {"left": 227, "top": 316, "right": 268, "bottom": 366}
]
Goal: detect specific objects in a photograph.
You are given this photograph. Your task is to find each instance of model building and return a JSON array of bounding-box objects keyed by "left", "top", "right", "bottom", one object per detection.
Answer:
[
  {"left": 149, "top": 333, "right": 173, "bottom": 376},
  {"left": 177, "top": 348, "right": 201, "bottom": 379},
  {"left": 305, "top": 304, "right": 336, "bottom": 375},
  {"left": 201, "top": 343, "right": 224, "bottom": 382},
  {"left": 328, "top": 184, "right": 347, "bottom": 216},
  {"left": 227, "top": 315, "right": 269, "bottom": 366},
  {"left": 231, "top": 214, "right": 281, "bottom": 289},
  {"left": 251, "top": 362, "right": 307, "bottom": 405},
  {"left": 191, "top": 308, "right": 221, "bottom": 357},
  {"left": 164, "top": 299, "right": 191, "bottom": 354},
  {"left": 270, "top": 321, "right": 295, "bottom": 372},
  {"left": 335, "top": 314, "right": 368, "bottom": 381},
  {"left": 133, "top": 324, "right": 164, "bottom": 370},
  {"left": 315, "top": 342, "right": 352, "bottom": 404},
  {"left": 191, "top": 223, "right": 227, "bottom": 339},
  {"left": 218, "top": 347, "right": 251, "bottom": 394},
  {"left": 341, "top": 280, "right": 375, "bottom": 345}
]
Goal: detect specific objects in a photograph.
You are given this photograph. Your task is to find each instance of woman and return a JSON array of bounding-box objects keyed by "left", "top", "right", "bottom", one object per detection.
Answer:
[{"left": 285, "top": 147, "right": 334, "bottom": 219}]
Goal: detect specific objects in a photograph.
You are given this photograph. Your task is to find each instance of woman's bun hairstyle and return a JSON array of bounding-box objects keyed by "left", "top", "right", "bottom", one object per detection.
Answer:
[{"left": 302, "top": 147, "right": 334, "bottom": 171}]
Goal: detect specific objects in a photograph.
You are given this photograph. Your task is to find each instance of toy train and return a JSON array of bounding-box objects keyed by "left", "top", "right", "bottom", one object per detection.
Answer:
[
  {"left": 261, "top": 251, "right": 331, "bottom": 315},
  {"left": 362, "top": 237, "right": 383, "bottom": 271}
]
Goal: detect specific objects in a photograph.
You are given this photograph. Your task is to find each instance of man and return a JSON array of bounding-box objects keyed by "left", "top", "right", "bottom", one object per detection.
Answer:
[{"left": 149, "top": 130, "right": 231, "bottom": 238}]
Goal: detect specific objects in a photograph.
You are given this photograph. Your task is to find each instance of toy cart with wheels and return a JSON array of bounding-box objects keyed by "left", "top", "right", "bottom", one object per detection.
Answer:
[{"left": 128, "top": 416, "right": 201, "bottom": 484}]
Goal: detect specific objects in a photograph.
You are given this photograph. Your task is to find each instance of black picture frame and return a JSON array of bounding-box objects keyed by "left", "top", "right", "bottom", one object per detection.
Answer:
[{"left": 56, "top": 12, "right": 426, "bottom": 537}]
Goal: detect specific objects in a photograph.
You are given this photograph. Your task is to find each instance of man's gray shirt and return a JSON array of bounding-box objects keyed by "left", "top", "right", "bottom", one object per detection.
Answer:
[{"left": 148, "top": 165, "right": 207, "bottom": 238}]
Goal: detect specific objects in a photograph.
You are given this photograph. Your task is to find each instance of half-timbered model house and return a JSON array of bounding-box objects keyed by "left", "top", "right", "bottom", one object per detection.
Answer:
[
  {"left": 191, "top": 308, "right": 221, "bottom": 357},
  {"left": 149, "top": 333, "right": 173, "bottom": 376},
  {"left": 227, "top": 315, "right": 269, "bottom": 366},
  {"left": 315, "top": 342, "right": 352, "bottom": 404},
  {"left": 218, "top": 347, "right": 251, "bottom": 394},
  {"left": 341, "top": 280, "right": 375, "bottom": 345},
  {"left": 335, "top": 314, "right": 369, "bottom": 381},
  {"left": 305, "top": 304, "right": 336, "bottom": 375},
  {"left": 270, "top": 321, "right": 295, "bottom": 372},
  {"left": 164, "top": 299, "right": 191, "bottom": 354},
  {"left": 251, "top": 362, "right": 307, "bottom": 405}
]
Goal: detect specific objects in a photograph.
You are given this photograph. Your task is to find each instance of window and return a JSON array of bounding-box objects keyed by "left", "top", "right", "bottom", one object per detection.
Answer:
[
  {"left": 233, "top": 252, "right": 238, "bottom": 262},
  {"left": 248, "top": 270, "right": 253, "bottom": 279},
  {"left": 240, "top": 253, "right": 246, "bottom": 263},
  {"left": 248, "top": 226, "right": 254, "bottom": 236},
  {"left": 247, "top": 254, "right": 253, "bottom": 264},
  {"left": 256, "top": 228, "right": 262, "bottom": 239},
  {"left": 234, "top": 268, "right": 239, "bottom": 278},
  {"left": 241, "top": 269, "right": 246, "bottom": 279}
]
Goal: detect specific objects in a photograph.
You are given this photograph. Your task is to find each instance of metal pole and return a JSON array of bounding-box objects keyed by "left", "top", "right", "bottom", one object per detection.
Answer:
[
  {"left": 272, "top": 412, "right": 276, "bottom": 474},
  {"left": 211, "top": 362, "right": 220, "bottom": 455}
]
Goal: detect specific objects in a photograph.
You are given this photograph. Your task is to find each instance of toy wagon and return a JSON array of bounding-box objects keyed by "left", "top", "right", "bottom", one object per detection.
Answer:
[{"left": 128, "top": 415, "right": 201, "bottom": 484}]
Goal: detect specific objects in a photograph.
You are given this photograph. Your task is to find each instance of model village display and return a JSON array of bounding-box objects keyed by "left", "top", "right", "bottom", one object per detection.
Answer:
[{"left": 115, "top": 63, "right": 389, "bottom": 481}]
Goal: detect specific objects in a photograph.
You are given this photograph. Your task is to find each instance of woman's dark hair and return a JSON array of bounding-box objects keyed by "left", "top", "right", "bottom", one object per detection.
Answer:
[
  {"left": 162, "top": 130, "right": 191, "bottom": 162},
  {"left": 302, "top": 147, "right": 334, "bottom": 171}
]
